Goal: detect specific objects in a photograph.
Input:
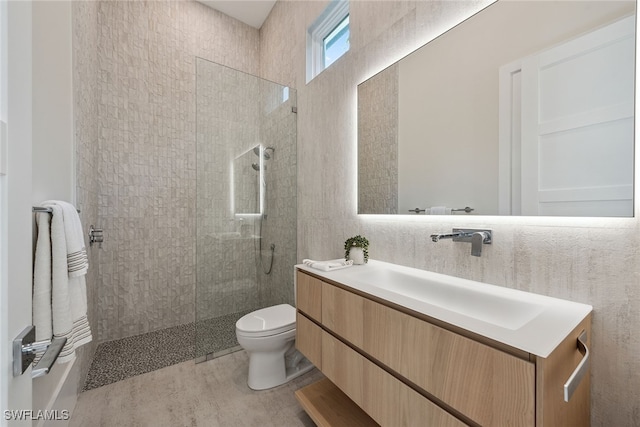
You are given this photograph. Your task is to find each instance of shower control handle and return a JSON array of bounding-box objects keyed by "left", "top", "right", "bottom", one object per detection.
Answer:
[{"left": 89, "top": 225, "right": 104, "bottom": 247}]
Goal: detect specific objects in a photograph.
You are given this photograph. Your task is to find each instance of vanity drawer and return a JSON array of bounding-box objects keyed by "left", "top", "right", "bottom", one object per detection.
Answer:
[
  {"left": 323, "top": 332, "right": 467, "bottom": 427},
  {"left": 322, "top": 282, "right": 364, "bottom": 348},
  {"left": 322, "top": 332, "right": 365, "bottom": 408},
  {"left": 363, "top": 298, "right": 536, "bottom": 426},
  {"left": 296, "top": 271, "right": 322, "bottom": 321},
  {"left": 296, "top": 312, "right": 322, "bottom": 369}
]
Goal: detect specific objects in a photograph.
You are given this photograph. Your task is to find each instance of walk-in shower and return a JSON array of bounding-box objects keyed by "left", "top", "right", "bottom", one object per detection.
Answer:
[{"left": 195, "top": 58, "right": 297, "bottom": 361}]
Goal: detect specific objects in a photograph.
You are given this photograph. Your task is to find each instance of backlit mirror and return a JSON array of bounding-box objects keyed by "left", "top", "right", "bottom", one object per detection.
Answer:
[{"left": 357, "top": 0, "right": 636, "bottom": 217}]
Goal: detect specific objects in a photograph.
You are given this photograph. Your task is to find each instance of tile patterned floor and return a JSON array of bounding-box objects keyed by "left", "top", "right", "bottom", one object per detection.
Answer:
[
  {"left": 84, "top": 311, "right": 250, "bottom": 390},
  {"left": 71, "top": 351, "right": 323, "bottom": 427}
]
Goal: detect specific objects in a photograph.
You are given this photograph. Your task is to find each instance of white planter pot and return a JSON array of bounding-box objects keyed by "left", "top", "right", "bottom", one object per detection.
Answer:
[{"left": 349, "top": 247, "right": 365, "bottom": 265}]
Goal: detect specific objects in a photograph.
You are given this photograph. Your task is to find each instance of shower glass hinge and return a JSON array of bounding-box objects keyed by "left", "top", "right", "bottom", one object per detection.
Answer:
[{"left": 291, "top": 106, "right": 297, "bottom": 114}]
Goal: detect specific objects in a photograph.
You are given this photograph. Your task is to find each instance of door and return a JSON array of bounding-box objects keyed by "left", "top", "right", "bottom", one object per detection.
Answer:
[
  {"left": 499, "top": 15, "right": 635, "bottom": 216},
  {"left": 1, "top": 1, "right": 34, "bottom": 424}
]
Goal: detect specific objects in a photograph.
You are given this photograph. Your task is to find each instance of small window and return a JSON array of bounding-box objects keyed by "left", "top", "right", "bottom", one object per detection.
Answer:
[
  {"left": 307, "top": 1, "right": 350, "bottom": 83},
  {"left": 323, "top": 15, "right": 349, "bottom": 68}
]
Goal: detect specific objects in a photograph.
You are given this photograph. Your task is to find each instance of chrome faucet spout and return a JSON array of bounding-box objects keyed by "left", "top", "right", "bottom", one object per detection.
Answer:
[
  {"left": 430, "top": 232, "right": 464, "bottom": 242},
  {"left": 430, "top": 228, "right": 492, "bottom": 256}
]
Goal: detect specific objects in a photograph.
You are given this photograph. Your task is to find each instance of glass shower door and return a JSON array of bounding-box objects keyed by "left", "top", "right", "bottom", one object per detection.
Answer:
[{"left": 195, "top": 58, "right": 297, "bottom": 361}]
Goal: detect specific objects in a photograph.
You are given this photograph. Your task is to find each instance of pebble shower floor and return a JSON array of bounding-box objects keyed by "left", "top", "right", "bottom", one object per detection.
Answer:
[{"left": 83, "top": 311, "right": 250, "bottom": 390}]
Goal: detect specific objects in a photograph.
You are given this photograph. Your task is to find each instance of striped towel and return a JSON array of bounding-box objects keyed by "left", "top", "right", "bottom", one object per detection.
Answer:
[
  {"left": 33, "top": 201, "right": 92, "bottom": 364},
  {"left": 43, "top": 200, "right": 89, "bottom": 276}
]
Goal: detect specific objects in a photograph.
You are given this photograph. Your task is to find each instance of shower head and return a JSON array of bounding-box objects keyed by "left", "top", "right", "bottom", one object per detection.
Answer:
[
  {"left": 253, "top": 146, "right": 275, "bottom": 160},
  {"left": 264, "top": 146, "right": 275, "bottom": 158},
  {"left": 253, "top": 146, "right": 269, "bottom": 160}
]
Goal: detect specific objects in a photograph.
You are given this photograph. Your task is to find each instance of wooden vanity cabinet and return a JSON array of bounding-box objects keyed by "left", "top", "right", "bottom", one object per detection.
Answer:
[
  {"left": 296, "top": 270, "right": 322, "bottom": 321},
  {"left": 296, "top": 312, "right": 322, "bottom": 369},
  {"left": 321, "top": 281, "right": 364, "bottom": 347},
  {"left": 322, "top": 331, "right": 466, "bottom": 427},
  {"left": 363, "top": 297, "right": 536, "bottom": 426},
  {"left": 294, "top": 270, "right": 591, "bottom": 427}
]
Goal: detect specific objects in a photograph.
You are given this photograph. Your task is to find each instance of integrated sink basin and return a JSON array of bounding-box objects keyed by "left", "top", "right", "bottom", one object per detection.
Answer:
[
  {"left": 296, "top": 259, "right": 592, "bottom": 357},
  {"left": 356, "top": 267, "right": 545, "bottom": 330}
]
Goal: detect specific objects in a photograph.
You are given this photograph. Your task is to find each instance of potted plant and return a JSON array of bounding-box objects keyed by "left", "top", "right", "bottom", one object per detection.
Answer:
[{"left": 344, "top": 235, "right": 369, "bottom": 265}]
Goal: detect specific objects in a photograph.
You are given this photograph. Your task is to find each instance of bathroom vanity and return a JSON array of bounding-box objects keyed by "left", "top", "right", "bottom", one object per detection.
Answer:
[{"left": 294, "top": 260, "right": 592, "bottom": 426}]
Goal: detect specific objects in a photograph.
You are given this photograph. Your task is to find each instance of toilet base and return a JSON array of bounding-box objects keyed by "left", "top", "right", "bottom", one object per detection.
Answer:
[
  {"left": 247, "top": 350, "right": 314, "bottom": 391},
  {"left": 285, "top": 357, "right": 314, "bottom": 383}
]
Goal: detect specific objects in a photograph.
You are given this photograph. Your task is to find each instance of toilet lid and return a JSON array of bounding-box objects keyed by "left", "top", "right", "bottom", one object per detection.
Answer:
[{"left": 236, "top": 304, "right": 296, "bottom": 337}]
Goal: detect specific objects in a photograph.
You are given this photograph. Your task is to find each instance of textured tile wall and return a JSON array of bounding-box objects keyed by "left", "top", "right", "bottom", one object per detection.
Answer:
[
  {"left": 72, "top": 0, "right": 99, "bottom": 393},
  {"left": 259, "top": 0, "right": 640, "bottom": 424},
  {"left": 95, "top": 0, "right": 261, "bottom": 341}
]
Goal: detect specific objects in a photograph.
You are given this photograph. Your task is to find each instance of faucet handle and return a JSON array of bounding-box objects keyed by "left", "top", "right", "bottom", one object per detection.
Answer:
[
  {"left": 472, "top": 230, "right": 491, "bottom": 243},
  {"left": 470, "top": 231, "right": 491, "bottom": 257}
]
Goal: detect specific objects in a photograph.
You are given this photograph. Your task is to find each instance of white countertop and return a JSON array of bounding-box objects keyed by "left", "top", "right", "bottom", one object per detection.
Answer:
[{"left": 295, "top": 259, "right": 592, "bottom": 358}]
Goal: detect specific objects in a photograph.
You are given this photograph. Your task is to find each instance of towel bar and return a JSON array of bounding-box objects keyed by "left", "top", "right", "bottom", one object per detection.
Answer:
[
  {"left": 563, "top": 330, "right": 589, "bottom": 402},
  {"left": 408, "top": 206, "right": 475, "bottom": 214},
  {"left": 13, "top": 325, "right": 67, "bottom": 378},
  {"left": 32, "top": 206, "right": 80, "bottom": 214},
  {"left": 451, "top": 207, "right": 474, "bottom": 213}
]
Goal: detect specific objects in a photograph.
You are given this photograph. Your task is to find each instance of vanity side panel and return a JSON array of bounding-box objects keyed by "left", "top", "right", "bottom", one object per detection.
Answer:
[
  {"left": 363, "top": 299, "right": 535, "bottom": 426},
  {"left": 296, "top": 271, "right": 322, "bottom": 321},
  {"left": 536, "top": 314, "right": 592, "bottom": 427},
  {"left": 322, "top": 282, "right": 364, "bottom": 348},
  {"left": 296, "top": 312, "right": 322, "bottom": 369}
]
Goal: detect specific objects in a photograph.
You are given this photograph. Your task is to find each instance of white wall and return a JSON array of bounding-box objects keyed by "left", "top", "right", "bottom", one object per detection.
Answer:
[
  {"left": 2, "top": 1, "right": 34, "bottom": 423},
  {"left": 31, "top": 2, "right": 77, "bottom": 424},
  {"left": 32, "top": 1, "right": 74, "bottom": 206}
]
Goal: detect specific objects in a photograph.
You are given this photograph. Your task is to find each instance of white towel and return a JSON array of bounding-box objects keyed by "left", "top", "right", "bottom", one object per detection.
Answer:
[
  {"left": 302, "top": 259, "right": 354, "bottom": 272},
  {"left": 33, "top": 212, "right": 53, "bottom": 342},
  {"left": 429, "top": 206, "right": 452, "bottom": 215},
  {"left": 33, "top": 202, "right": 92, "bottom": 364},
  {"left": 42, "top": 200, "right": 88, "bottom": 277}
]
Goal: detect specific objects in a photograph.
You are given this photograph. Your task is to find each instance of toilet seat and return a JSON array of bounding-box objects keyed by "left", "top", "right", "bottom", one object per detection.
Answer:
[{"left": 236, "top": 304, "right": 296, "bottom": 338}]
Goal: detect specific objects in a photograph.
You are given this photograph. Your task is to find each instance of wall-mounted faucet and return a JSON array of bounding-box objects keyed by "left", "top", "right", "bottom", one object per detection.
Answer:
[
  {"left": 431, "top": 231, "right": 465, "bottom": 242},
  {"left": 430, "top": 228, "right": 492, "bottom": 257}
]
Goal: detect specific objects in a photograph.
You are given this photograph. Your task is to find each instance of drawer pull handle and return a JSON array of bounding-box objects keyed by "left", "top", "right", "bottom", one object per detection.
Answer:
[{"left": 563, "top": 330, "right": 589, "bottom": 402}]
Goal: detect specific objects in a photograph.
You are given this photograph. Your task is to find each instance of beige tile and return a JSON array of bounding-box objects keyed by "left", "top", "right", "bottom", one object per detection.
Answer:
[{"left": 70, "top": 351, "right": 323, "bottom": 427}]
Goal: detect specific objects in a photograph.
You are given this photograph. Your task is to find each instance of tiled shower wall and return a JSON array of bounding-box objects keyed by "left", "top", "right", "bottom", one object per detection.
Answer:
[
  {"left": 258, "top": 1, "right": 640, "bottom": 425},
  {"left": 72, "top": 0, "right": 99, "bottom": 391},
  {"left": 95, "top": 0, "right": 260, "bottom": 341}
]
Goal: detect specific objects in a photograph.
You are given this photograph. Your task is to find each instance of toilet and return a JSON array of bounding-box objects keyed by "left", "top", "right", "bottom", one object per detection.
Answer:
[{"left": 236, "top": 303, "right": 314, "bottom": 390}]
